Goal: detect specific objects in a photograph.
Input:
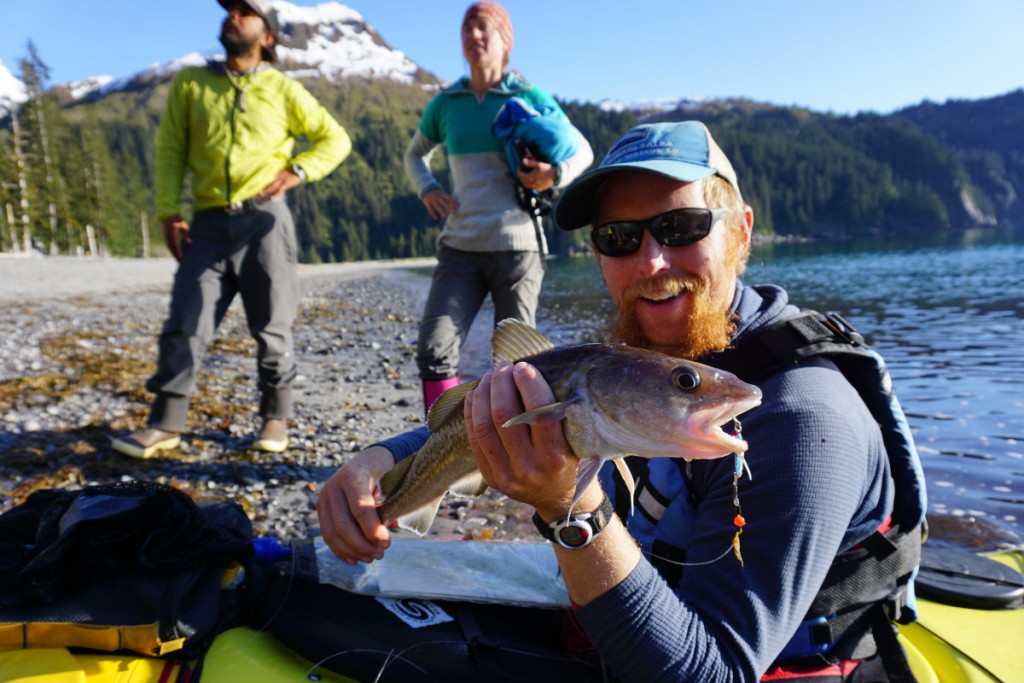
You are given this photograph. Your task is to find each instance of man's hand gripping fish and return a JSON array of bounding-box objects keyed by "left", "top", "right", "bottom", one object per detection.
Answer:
[{"left": 376, "top": 319, "right": 763, "bottom": 534}]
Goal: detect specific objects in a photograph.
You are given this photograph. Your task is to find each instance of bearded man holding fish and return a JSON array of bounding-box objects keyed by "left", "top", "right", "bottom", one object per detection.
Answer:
[{"left": 317, "top": 121, "right": 925, "bottom": 682}]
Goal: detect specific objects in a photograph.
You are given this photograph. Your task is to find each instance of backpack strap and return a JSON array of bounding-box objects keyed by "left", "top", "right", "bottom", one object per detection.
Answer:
[
  {"left": 455, "top": 603, "right": 507, "bottom": 681},
  {"left": 808, "top": 524, "right": 922, "bottom": 623},
  {"left": 514, "top": 182, "right": 553, "bottom": 264},
  {"left": 869, "top": 604, "right": 916, "bottom": 682},
  {"left": 702, "top": 311, "right": 868, "bottom": 384}
]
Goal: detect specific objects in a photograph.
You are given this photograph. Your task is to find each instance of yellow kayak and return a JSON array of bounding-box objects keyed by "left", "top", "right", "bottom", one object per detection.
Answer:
[
  {"left": 899, "top": 549, "right": 1023, "bottom": 683},
  {"left": 2, "top": 548, "right": 1021, "bottom": 683},
  {"left": 0, "top": 627, "right": 356, "bottom": 683}
]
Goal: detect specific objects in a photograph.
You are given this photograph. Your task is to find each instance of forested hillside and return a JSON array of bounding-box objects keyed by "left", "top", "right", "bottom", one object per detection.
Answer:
[{"left": 1, "top": 45, "right": 1020, "bottom": 261}]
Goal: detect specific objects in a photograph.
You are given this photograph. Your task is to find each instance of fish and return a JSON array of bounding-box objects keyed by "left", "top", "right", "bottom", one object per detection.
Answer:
[{"left": 376, "top": 319, "right": 763, "bottom": 535}]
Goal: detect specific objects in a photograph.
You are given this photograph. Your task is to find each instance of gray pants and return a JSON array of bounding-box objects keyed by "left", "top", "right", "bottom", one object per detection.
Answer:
[
  {"left": 416, "top": 244, "right": 544, "bottom": 380},
  {"left": 146, "top": 199, "right": 299, "bottom": 432}
]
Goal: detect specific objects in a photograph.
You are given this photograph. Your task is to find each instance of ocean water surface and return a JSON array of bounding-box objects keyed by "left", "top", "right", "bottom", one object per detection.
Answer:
[{"left": 447, "top": 227, "right": 1024, "bottom": 546}]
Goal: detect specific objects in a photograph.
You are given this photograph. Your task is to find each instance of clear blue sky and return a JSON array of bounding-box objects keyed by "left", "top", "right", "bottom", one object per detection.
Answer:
[{"left": 2, "top": 0, "right": 1023, "bottom": 114}]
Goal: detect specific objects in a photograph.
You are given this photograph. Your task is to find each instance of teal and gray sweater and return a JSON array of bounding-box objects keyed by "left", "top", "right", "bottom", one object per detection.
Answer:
[{"left": 404, "top": 72, "right": 593, "bottom": 253}]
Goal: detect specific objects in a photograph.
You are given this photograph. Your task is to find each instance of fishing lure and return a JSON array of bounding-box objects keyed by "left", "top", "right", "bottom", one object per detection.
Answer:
[
  {"left": 650, "top": 419, "right": 750, "bottom": 568},
  {"left": 731, "top": 419, "right": 748, "bottom": 566}
]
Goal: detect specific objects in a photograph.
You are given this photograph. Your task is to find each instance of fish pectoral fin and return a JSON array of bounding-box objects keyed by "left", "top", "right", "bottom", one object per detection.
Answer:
[
  {"left": 613, "top": 458, "right": 636, "bottom": 517},
  {"left": 491, "top": 319, "right": 555, "bottom": 365},
  {"left": 395, "top": 495, "right": 445, "bottom": 536},
  {"left": 501, "top": 397, "right": 578, "bottom": 428},
  {"left": 568, "top": 456, "right": 606, "bottom": 517},
  {"left": 448, "top": 471, "right": 488, "bottom": 498}
]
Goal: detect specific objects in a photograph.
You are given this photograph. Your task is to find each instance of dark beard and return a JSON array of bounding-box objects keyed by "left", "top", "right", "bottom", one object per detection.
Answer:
[{"left": 219, "top": 27, "right": 259, "bottom": 57}]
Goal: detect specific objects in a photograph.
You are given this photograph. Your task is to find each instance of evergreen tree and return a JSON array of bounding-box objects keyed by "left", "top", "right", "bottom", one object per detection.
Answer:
[
  {"left": 18, "top": 42, "right": 70, "bottom": 254},
  {"left": 5, "top": 59, "right": 1017, "bottom": 260}
]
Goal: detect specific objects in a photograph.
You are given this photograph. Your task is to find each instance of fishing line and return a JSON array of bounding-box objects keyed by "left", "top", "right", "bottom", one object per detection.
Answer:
[
  {"left": 303, "top": 640, "right": 464, "bottom": 682},
  {"left": 304, "top": 637, "right": 613, "bottom": 681},
  {"left": 241, "top": 543, "right": 299, "bottom": 646},
  {"left": 645, "top": 420, "right": 749, "bottom": 568}
]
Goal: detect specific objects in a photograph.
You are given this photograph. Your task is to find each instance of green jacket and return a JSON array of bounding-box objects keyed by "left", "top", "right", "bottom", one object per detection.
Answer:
[{"left": 155, "top": 62, "right": 351, "bottom": 221}]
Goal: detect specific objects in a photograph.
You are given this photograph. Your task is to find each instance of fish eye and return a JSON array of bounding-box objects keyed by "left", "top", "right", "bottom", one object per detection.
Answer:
[{"left": 672, "top": 366, "right": 701, "bottom": 392}]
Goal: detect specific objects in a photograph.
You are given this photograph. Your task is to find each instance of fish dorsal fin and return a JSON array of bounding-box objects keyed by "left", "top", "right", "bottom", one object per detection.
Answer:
[
  {"left": 427, "top": 381, "right": 479, "bottom": 432},
  {"left": 492, "top": 319, "right": 556, "bottom": 365},
  {"left": 378, "top": 452, "right": 414, "bottom": 499}
]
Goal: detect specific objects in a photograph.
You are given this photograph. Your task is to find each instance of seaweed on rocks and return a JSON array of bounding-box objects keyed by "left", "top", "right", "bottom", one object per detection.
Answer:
[{"left": 0, "top": 266, "right": 535, "bottom": 544}]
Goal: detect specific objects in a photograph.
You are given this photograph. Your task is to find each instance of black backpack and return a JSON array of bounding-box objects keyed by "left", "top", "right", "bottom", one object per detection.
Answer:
[
  {"left": 0, "top": 481, "right": 255, "bottom": 660},
  {"left": 257, "top": 538, "right": 612, "bottom": 683}
]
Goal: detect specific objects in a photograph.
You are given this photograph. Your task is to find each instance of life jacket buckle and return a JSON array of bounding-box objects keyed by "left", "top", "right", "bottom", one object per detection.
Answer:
[{"left": 821, "top": 312, "right": 865, "bottom": 346}]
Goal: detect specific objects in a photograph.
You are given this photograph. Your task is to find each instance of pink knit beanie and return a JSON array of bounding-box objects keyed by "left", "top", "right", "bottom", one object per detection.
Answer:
[{"left": 462, "top": 2, "right": 514, "bottom": 54}]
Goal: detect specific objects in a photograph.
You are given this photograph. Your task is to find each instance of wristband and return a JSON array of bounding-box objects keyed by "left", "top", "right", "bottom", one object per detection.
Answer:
[{"left": 532, "top": 494, "right": 614, "bottom": 549}]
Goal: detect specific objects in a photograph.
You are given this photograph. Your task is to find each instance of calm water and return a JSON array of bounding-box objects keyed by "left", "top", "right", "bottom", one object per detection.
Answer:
[{"left": 453, "top": 227, "right": 1024, "bottom": 545}]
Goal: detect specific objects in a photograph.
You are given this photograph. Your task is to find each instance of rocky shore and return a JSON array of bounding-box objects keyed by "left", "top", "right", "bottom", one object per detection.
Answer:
[{"left": 0, "top": 255, "right": 534, "bottom": 544}]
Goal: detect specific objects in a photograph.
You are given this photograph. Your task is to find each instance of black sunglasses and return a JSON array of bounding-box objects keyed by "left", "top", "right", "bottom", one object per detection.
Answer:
[{"left": 590, "top": 207, "right": 733, "bottom": 257}]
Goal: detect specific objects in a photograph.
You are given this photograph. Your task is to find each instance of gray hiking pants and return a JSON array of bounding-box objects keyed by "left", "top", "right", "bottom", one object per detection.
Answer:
[
  {"left": 146, "top": 198, "right": 299, "bottom": 432},
  {"left": 416, "top": 244, "right": 544, "bottom": 380}
]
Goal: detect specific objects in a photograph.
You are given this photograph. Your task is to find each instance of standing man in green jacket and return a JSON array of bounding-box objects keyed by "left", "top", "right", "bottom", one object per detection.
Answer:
[{"left": 112, "top": 0, "right": 351, "bottom": 459}]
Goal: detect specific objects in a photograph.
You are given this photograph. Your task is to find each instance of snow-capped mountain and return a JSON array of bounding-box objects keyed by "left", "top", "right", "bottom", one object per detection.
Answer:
[
  {"left": 597, "top": 96, "right": 717, "bottom": 114},
  {"left": 0, "top": 58, "right": 27, "bottom": 114},
  {"left": 272, "top": 2, "right": 429, "bottom": 83},
  {"left": 3, "top": 2, "right": 719, "bottom": 115},
  {"left": 54, "top": 1, "right": 436, "bottom": 104}
]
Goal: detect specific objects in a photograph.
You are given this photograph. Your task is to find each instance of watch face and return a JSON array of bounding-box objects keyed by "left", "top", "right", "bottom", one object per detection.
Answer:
[{"left": 555, "top": 520, "right": 593, "bottom": 549}]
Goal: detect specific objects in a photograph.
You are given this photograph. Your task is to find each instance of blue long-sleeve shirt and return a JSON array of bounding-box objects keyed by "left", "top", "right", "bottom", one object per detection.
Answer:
[{"left": 375, "top": 283, "right": 894, "bottom": 681}]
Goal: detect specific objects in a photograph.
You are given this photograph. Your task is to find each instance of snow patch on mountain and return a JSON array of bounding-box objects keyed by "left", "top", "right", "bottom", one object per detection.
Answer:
[
  {"left": 272, "top": 1, "right": 422, "bottom": 83},
  {"left": 138, "top": 52, "right": 210, "bottom": 81},
  {"left": 273, "top": 1, "right": 363, "bottom": 26},
  {"left": 64, "top": 76, "right": 115, "bottom": 101},
  {"left": 60, "top": 1, "right": 428, "bottom": 102},
  {"left": 597, "top": 96, "right": 716, "bottom": 114},
  {"left": 0, "top": 58, "right": 27, "bottom": 111}
]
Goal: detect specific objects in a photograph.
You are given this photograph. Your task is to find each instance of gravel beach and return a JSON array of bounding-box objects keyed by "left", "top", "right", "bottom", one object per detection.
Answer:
[{"left": 0, "top": 254, "right": 534, "bottom": 543}]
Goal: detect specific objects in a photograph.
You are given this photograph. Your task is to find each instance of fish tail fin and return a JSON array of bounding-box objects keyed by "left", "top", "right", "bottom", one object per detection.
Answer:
[{"left": 395, "top": 495, "right": 445, "bottom": 536}]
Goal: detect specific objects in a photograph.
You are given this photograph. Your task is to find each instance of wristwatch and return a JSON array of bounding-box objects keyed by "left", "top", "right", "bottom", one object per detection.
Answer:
[
  {"left": 291, "top": 164, "right": 307, "bottom": 183},
  {"left": 532, "top": 494, "right": 614, "bottom": 549}
]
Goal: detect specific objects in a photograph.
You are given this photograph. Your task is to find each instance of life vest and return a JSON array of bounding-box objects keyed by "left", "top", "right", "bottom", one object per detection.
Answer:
[{"left": 611, "top": 311, "right": 927, "bottom": 681}]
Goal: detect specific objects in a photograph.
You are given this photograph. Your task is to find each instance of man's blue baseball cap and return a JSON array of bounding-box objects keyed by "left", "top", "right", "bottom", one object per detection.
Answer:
[{"left": 554, "top": 121, "right": 743, "bottom": 231}]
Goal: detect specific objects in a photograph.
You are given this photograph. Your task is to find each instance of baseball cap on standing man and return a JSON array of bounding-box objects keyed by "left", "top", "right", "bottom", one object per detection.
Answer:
[
  {"left": 217, "top": 0, "right": 280, "bottom": 61},
  {"left": 554, "top": 121, "right": 743, "bottom": 231}
]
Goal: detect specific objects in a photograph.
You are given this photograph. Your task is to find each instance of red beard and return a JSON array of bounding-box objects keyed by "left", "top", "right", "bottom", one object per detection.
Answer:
[
  {"left": 606, "top": 272, "right": 735, "bottom": 360},
  {"left": 605, "top": 227, "right": 747, "bottom": 359}
]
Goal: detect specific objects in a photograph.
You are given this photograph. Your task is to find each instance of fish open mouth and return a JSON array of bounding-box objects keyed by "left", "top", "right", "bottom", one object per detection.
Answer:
[{"left": 690, "top": 394, "right": 762, "bottom": 455}]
